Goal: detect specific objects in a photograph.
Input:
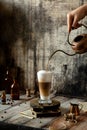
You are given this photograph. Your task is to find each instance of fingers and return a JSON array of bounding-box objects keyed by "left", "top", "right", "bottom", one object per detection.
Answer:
[
  {"left": 67, "top": 13, "right": 82, "bottom": 33},
  {"left": 72, "top": 15, "right": 78, "bottom": 28},
  {"left": 67, "top": 13, "right": 73, "bottom": 33},
  {"left": 72, "top": 16, "right": 82, "bottom": 28}
]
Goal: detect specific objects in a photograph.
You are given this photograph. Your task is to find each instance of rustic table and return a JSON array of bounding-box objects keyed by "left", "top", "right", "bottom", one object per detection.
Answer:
[{"left": 0, "top": 91, "right": 87, "bottom": 130}]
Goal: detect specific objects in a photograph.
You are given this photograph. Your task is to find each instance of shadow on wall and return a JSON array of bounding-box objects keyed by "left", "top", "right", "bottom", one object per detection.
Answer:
[
  {"left": 56, "top": 63, "right": 87, "bottom": 97},
  {"left": 0, "top": 1, "right": 54, "bottom": 91},
  {"left": 0, "top": 1, "right": 29, "bottom": 58},
  {"left": 0, "top": 1, "right": 54, "bottom": 51},
  {"left": 0, "top": 1, "right": 29, "bottom": 90}
]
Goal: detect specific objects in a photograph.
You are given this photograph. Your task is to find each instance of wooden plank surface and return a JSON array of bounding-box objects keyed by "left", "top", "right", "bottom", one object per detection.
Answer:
[{"left": 0, "top": 93, "right": 87, "bottom": 130}]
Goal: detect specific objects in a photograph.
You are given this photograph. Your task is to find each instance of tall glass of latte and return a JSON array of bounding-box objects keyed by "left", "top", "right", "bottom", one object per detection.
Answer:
[{"left": 37, "top": 70, "right": 52, "bottom": 104}]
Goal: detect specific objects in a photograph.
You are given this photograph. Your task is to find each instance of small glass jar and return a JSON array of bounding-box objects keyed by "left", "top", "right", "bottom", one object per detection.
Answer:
[{"left": 1, "top": 90, "right": 6, "bottom": 104}]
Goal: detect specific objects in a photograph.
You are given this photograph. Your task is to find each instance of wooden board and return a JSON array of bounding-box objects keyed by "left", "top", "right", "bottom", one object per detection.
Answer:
[
  {"left": 49, "top": 112, "right": 87, "bottom": 130},
  {"left": 30, "top": 98, "right": 61, "bottom": 117},
  {"left": 30, "top": 98, "right": 60, "bottom": 110}
]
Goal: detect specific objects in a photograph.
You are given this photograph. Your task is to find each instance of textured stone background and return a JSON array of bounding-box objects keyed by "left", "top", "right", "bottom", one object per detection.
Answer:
[{"left": 0, "top": 0, "right": 87, "bottom": 97}]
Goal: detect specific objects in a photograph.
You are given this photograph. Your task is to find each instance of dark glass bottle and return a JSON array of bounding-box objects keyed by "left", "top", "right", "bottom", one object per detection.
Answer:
[
  {"left": 4, "top": 67, "right": 13, "bottom": 94},
  {"left": 11, "top": 79, "right": 20, "bottom": 100}
]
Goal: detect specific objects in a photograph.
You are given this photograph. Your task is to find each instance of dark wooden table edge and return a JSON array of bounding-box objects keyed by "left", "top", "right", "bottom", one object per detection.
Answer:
[{"left": 0, "top": 121, "right": 44, "bottom": 130}]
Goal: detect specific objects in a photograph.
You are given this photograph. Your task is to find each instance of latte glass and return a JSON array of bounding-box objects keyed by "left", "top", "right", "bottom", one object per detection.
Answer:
[{"left": 37, "top": 70, "right": 52, "bottom": 104}]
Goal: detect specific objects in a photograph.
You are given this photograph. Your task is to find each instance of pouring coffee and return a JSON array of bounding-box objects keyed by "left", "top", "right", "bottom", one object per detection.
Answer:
[
  {"left": 37, "top": 24, "right": 87, "bottom": 104},
  {"left": 47, "top": 23, "right": 87, "bottom": 68}
]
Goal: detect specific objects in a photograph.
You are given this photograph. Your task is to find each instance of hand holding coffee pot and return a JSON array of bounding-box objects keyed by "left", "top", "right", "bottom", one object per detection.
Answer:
[
  {"left": 71, "top": 34, "right": 87, "bottom": 54},
  {"left": 67, "top": 24, "right": 87, "bottom": 54}
]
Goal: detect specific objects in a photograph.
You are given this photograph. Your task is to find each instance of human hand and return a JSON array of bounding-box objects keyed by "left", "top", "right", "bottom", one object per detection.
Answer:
[
  {"left": 67, "top": 4, "right": 87, "bottom": 32},
  {"left": 72, "top": 34, "right": 87, "bottom": 54}
]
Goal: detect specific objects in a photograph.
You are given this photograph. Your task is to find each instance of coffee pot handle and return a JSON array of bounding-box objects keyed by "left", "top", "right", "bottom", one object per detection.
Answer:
[
  {"left": 79, "top": 103, "right": 83, "bottom": 111},
  {"left": 66, "top": 23, "right": 87, "bottom": 46}
]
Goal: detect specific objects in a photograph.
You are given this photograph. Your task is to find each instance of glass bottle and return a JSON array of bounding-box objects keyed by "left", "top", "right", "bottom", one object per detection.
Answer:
[
  {"left": 4, "top": 67, "right": 13, "bottom": 94},
  {"left": 11, "top": 79, "right": 20, "bottom": 100}
]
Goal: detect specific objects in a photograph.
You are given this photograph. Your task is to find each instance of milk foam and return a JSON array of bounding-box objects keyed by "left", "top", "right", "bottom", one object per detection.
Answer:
[{"left": 37, "top": 70, "right": 52, "bottom": 82}]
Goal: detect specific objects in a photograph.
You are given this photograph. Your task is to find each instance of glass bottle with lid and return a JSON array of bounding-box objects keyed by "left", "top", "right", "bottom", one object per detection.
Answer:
[{"left": 11, "top": 78, "right": 20, "bottom": 100}]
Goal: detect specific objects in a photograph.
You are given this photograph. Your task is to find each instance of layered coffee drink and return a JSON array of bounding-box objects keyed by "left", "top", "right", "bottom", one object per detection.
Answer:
[{"left": 37, "top": 70, "right": 52, "bottom": 104}]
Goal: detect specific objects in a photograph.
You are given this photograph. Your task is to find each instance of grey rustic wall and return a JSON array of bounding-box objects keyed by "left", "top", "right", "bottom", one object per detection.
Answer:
[{"left": 0, "top": 0, "right": 87, "bottom": 97}]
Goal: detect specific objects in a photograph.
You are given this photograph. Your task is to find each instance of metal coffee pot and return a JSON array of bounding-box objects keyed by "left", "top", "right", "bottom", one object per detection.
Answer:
[
  {"left": 70, "top": 102, "right": 83, "bottom": 116},
  {"left": 67, "top": 24, "right": 87, "bottom": 54}
]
